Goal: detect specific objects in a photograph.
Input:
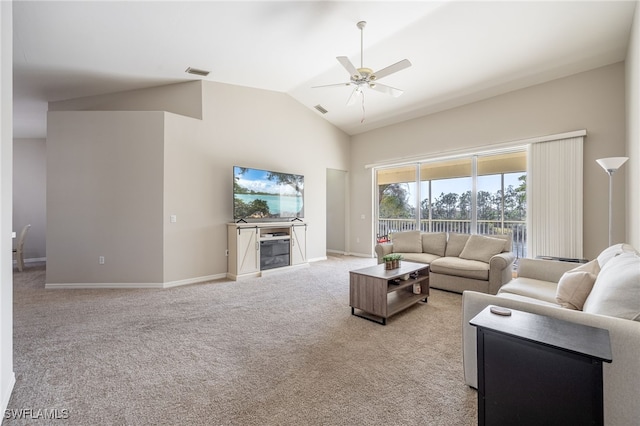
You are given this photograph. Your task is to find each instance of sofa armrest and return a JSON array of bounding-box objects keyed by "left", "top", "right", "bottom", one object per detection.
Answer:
[
  {"left": 462, "top": 290, "right": 640, "bottom": 425},
  {"left": 517, "top": 258, "right": 577, "bottom": 282},
  {"left": 487, "top": 251, "right": 516, "bottom": 295},
  {"left": 374, "top": 243, "right": 394, "bottom": 264}
]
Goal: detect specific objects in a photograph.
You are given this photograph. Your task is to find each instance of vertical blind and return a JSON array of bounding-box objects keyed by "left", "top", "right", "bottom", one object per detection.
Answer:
[{"left": 527, "top": 136, "right": 584, "bottom": 258}]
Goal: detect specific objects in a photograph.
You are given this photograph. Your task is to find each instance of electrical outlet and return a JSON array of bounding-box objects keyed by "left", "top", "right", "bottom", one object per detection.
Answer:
[
  {"left": 170, "top": 215, "right": 177, "bottom": 223},
  {"left": 99, "top": 256, "right": 105, "bottom": 264}
]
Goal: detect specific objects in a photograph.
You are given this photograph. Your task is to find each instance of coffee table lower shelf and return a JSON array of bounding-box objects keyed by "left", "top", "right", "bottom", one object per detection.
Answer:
[
  {"left": 349, "top": 262, "right": 430, "bottom": 325},
  {"left": 351, "top": 291, "right": 428, "bottom": 325}
]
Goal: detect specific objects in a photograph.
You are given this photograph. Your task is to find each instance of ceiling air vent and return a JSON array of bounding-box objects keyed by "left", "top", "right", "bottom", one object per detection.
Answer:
[
  {"left": 314, "top": 104, "right": 328, "bottom": 114},
  {"left": 185, "top": 67, "right": 210, "bottom": 77}
]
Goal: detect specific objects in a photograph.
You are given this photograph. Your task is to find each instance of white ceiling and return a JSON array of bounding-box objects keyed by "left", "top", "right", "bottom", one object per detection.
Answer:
[{"left": 13, "top": 1, "right": 638, "bottom": 138}]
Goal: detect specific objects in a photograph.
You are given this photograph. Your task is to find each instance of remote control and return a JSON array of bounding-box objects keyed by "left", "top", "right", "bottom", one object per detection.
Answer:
[{"left": 490, "top": 306, "right": 512, "bottom": 316}]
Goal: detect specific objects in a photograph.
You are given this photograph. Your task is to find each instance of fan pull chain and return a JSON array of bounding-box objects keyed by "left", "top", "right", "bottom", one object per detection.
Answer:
[{"left": 361, "top": 91, "right": 366, "bottom": 123}]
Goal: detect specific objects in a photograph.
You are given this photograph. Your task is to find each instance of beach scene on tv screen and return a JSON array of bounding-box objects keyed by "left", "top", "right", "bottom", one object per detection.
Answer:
[{"left": 234, "top": 167, "right": 304, "bottom": 219}]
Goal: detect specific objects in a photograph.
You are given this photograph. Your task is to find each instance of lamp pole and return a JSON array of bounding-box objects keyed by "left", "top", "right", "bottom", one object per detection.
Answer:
[
  {"left": 605, "top": 168, "right": 614, "bottom": 247},
  {"left": 596, "top": 157, "right": 629, "bottom": 247}
]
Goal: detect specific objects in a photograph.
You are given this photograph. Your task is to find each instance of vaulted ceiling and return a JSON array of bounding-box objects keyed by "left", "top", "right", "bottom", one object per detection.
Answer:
[{"left": 13, "top": 1, "right": 638, "bottom": 138}]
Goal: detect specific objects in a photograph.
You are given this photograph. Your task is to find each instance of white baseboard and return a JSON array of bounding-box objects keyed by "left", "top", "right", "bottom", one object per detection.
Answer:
[
  {"left": 226, "top": 271, "right": 260, "bottom": 281},
  {"left": 1, "top": 372, "right": 16, "bottom": 415},
  {"left": 343, "top": 252, "right": 374, "bottom": 258},
  {"left": 326, "top": 249, "right": 346, "bottom": 255},
  {"left": 163, "top": 273, "right": 228, "bottom": 288},
  {"left": 45, "top": 273, "right": 228, "bottom": 290},
  {"left": 308, "top": 256, "right": 328, "bottom": 263},
  {"left": 12, "top": 257, "right": 46, "bottom": 265},
  {"left": 326, "top": 251, "right": 375, "bottom": 259},
  {"left": 45, "top": 282, "right": 165, "bottom": 289}
]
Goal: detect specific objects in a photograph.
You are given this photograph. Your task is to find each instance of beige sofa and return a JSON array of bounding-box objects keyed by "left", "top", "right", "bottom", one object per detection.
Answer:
[
  {"left": 374, "top": 231, "right": 515, "bottom": 295},
  {"left": 462, "top": 243, "right": 640, "bottom": 425}
]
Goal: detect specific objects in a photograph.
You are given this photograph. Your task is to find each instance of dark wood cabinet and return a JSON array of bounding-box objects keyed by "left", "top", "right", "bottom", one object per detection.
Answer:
[{"left": 470, "top": 307, "right": 612, "bottom": 426}]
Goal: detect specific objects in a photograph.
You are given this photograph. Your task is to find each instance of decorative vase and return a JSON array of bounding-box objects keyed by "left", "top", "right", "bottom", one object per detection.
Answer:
[{"left": 385, "top": 261, "right": 393, "bottom": 270}]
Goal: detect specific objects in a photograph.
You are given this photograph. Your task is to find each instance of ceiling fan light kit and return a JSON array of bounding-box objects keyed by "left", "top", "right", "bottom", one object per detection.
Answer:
[{"left": 313, "top": 20, "right": 412, "bottom": 120}]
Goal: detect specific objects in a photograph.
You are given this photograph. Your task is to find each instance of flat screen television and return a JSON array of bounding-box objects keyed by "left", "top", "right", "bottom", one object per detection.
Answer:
[{"left": 233, "top": 166, "right": 304, "bottom": 221}]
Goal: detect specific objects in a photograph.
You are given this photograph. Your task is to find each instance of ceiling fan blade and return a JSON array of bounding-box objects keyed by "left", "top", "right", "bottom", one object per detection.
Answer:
[
  {"left": 373, "top": 59, "right": 412, "bottom": 80},
  {"left": 369, "top": 82, "right": 404, "bottom": 98},
  {"left": 337, "top": 56, "right": 362, "bottom": 79},
  {"left": 346, "top": 86, "right": 362, "bottom": 106},
  {"left": 312, "top": 82, "right": 352, "bottom": 89}
]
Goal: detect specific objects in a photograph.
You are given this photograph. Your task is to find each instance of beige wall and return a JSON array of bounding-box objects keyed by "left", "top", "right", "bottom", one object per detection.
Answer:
[
  {"left": 49, "top": 80, "right": 203, "bottom": 121},
  {"left": 13, "top": 138, "right": 46, "bottom": 260},
  {"left": 46, "top": 111, "right": 165, "bottom": 285},
  {"left": 200, "top": 81, "right": 351, "bottom": 263},
  {"left": 627, "top": 2, "right": 640, "bottom": 249},
  {"left": 0, "top": 0, "right": 13, "bottom": 413},
  {"left": 350, "top": 63, "right": 627, "bottom": 261},
  {"left": 162, "top": 81, "right": 351, "bottom": 282},
  {"left": 47, "top": 81, "right": 351, "bottom": 285},
  {"left": 163, "top": 113, "right": 212, "bottom": 283},
  {"left": 326, "top": 168, "right": 347, "bottom": 253}
]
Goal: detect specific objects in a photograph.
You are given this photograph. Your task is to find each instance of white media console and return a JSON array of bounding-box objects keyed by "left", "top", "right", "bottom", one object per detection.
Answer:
[{"left": 227, "top": 221, "right": 308, "bottom": 280}]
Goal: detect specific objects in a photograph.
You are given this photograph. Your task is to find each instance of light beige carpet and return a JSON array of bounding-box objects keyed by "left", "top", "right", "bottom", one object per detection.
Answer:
[{"left": 6, "top": 256, "right": 477, "bottom": 425}]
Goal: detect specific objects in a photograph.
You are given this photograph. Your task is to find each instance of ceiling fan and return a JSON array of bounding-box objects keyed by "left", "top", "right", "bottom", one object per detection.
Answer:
[{"left": 313, "top": 21, "right": 412, "bottom": 107}]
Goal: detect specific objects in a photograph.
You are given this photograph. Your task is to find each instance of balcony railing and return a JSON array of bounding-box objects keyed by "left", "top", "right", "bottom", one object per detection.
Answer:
[{"left": 377, "top": 218, "right": 527, "bottom": 259}]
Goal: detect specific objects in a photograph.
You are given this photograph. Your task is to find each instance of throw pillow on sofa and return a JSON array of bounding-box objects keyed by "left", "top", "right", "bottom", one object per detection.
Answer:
[
  {"left": 555, "top": 259, "right": 600, "bottom": 310},
  {"left": 445, "top": 233, "right": 470, "bottom": 257},
  {"left": 596, "top": 243, "right": 638, "bottom": 268},
  {"left": 583, "top": 252, "right": 640, "bottom": 321},
  {"left": 422, "top": 232, "right": 447, "bottom": 257},
  {"left": 459, "top": 234, "right": 506, "bottom": 263},
  {"left": 391, "top": 230, "right": 422, "bottom": 253}
]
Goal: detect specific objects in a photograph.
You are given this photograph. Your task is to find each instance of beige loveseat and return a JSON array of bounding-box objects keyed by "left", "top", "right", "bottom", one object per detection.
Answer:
[
  {"left": 462, "top": 243, "right": 640, "bottom": 425},
  {"left": 374, "top": 231, "right": 515, "bottom": 295}
]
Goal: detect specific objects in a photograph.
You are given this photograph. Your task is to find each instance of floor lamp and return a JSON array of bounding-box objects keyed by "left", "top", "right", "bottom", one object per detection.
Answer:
[{"left": 596, "top": 156, "right": 628, "bottom": 246}]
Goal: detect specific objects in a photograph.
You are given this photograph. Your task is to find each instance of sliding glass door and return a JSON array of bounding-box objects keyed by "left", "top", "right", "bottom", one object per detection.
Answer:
[
  {"left": 377, "top": 165, "right": 417, "bottom": 241},
  {"left": 476, "top": 152, "right": 527, "bottom": 257},
  {"left": 376, "top": 150, "right": 527, "bottom": 257},
  {"left": 421, "top": 158, "right": 472, "bottom": 233}
]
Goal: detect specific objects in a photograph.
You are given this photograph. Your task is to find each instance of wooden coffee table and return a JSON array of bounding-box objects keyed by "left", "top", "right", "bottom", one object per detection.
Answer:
[{"left": 349, "top": 261, "right": 430, "bottom": 325}]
